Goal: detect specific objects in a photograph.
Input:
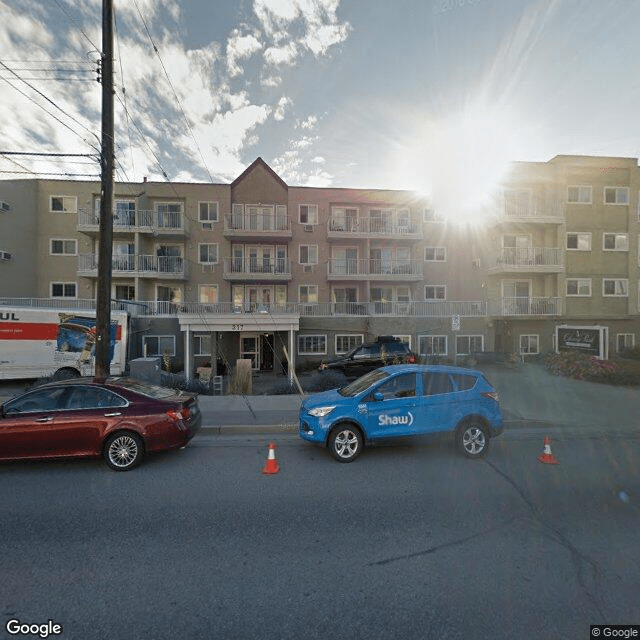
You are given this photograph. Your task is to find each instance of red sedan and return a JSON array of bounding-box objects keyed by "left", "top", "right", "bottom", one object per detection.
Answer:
[{"left": 0, "top": 378, "right": 201, "bottom": 471}]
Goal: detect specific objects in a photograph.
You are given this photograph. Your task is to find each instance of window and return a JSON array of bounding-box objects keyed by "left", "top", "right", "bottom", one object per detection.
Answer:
[
  {"left": 299, "top": 245, "right": 318, "bottom": 265},
  {"left": 604, "top": 187, "right": 629, "bottom": 204},
  {"left": 450, "top": 374, "right": 477, "bottom": 391},
  {"left": 425, "top": 285, "right": 446, "bottom": 300},
  {"left": 456, "top": 335, "right": 483, "bottom": 355},
  {"left": 603, "top": 233, "right": 628, "bottom": 251},
  {"left": 50, "top": 239, "right": 77, "bottom": 255},
  {"left": 156, "top": 203, "right": 182, "bottom": 228},
  {"left": 425, "top": 246, "right": 446, "bottom": 261},
  {"left": 336, "top": 334, "right": 364, "bottom": 354},
  {"left": 51, "top": 282, "right": 76, "bottom": 298},
  {"left": 617, "top": 334, "right": 634, "bottom": 352},
  {"left": 199, "top": 285, "right": 218, "bottom": 304},
  {"left": 194, "top": 335, "right": 211, "bottom": 356},
  {"left": 566, "top": 233, "right": 591, "bottom": 251},
  {"left": 566, "top": 278, "right": 592, "bottom": 296},
  {"left": 199, "top": 202, "right": 218, "bottom": 223},
  {"left": 198, "top": 243, "right": 218, "bottom": 263},
  {"left": 50, "top": 196, "right": 77, "bottom": 213},
  {"left": 423, "top": 208, "right": 444, "bottom": 222},
  {"left": 422, "top": 372, "right": 452, "bottom": 395},
  {"left": 377, "top": 373, "right": 417, "bottom": 399},
  {"left": 299, "top": 285, "right": 318, "bottom": 303},
  {"left": 298, "top": 335, "right": 326, "bottom": 355},
  {"left": 419, "top": 335, "right": 447, "bottom": 356},
  {"left": 520, "top": 335, "right": 539, "bottom": 354},
  {"left": 393, "top": 335, "right": 412, "bottom": 349},
  {"left": 567, "top": 186, "right": 592, "bottom": 204},
  {"left": 115, "top": 285, "right": 135, "bottom": 301},
  {"left": 143, "top": 335, "right": 175, "bottom": 357},
  {"left": 299, "top": 204, "right": 318, "bottom": 225},
  {"left": 603, "top": 278, "right": 628, "bottom": 297}
]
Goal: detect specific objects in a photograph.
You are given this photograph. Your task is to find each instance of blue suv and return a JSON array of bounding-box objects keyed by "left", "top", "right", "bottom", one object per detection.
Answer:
[{"left": 299, "top": 364, "right": 504, "bottom": 462}]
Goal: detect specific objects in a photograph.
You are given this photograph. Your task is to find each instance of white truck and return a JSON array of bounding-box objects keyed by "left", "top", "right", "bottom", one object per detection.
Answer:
[{"left": 0, "top": 307, "right": 128, "bottom": 380}]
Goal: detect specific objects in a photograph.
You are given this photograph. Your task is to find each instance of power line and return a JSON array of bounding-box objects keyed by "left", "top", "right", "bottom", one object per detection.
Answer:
[{"left": 53, "top": 0, "right": 101, "bottom": 55}]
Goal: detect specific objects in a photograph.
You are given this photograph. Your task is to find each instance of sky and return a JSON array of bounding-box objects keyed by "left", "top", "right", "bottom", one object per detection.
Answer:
[{"left": 1, "top": 0, "right": 640, "bottom": 219}]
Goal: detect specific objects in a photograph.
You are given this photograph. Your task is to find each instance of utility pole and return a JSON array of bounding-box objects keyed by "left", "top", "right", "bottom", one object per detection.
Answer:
[{"left": 95, "top": 0, "right": 114, "bottom": 378}]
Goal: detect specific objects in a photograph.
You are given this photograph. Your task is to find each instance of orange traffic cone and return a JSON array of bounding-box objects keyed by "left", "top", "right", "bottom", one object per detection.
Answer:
[
  {"left": 262, "top": 442, "right": 280, "bottom": 475},
  {"left": 538, "top": 436, "right": 559, "bottom": 464}
]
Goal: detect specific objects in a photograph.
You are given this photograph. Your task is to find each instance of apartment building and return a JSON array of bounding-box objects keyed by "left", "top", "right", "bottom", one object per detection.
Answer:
[{"left": 1, "top": 155, "right": 639, "bottom": 377}]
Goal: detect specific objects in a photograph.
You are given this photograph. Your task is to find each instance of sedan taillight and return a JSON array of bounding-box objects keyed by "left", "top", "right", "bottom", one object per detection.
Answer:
[
  {"left": 167, "top": 407, "right": 190, "bottom": 428},
  {"left": 408, "top": 354, "right": 416, "bottom": 363}
]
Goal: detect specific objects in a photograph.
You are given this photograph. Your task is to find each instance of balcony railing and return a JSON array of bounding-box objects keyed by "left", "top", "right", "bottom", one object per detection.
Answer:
[
  {"left": 222, "top": 257, "right": 292, "bottom": 279},
  {"left": 327, "top": 259, "right": 423, "bottom": 279},
  {"left": 492, "top": 199, "right": 564, "bottom": 223},
  {"left": 77, "top": 209, "right": 183, "bottom": 233},
  {"left": 489, "top": 247, "right": 564, "bottom": 272},
  {"left": 491, "top": 297, "right": 563, "bottom": 316},
  {"left": 299, "top": 301, "right": 487, "bottom": 317},
  {"left": 78, "top": 254, "right": 186, "bottom": 277},
  {"left": 224, "top": 213, "right": 291, "bottom": 234},
  {"left": 327, "top": 217, "right": 422, "bottom": 238}
]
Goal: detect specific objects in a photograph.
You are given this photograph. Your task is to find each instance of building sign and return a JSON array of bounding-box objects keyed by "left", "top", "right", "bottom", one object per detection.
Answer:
[
  {"left": 451, "top": 315, "right": 460, "bottom": 332},
  {"left": 556, "top": 327, "right": 603, "bottom": 358}
]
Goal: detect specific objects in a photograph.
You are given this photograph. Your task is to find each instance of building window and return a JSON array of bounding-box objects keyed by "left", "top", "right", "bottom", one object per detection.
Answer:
[
  {"left": 456, "top": 335, "right": 483, "bottom": 355},
  {"left": 423, "top": 208, "right": 444, "bottom": 222},
  {"left": 194, "top": 335, "right": 211, "bottom": 356},
  {"left": 199, "top": 285, "right": 218, "bottom": 304},
  {"left": 335, "top": 334, "right": 363, "bottom": 354},
  {"left": 50, "top": 239, "right": 77, "bottom": 255},
  {"left": 566, "top": 278, "right": 592, "bottom": 296},
  {"left": 520, "top": 335, "right": 539, "bottom": 354},
  {"left": 603, "top": 278, "right": 628, "bottom": 297},
  {"left": 51, "top": 282, "right": 77, "bottom": 298},
  {"left": 50, "top": 196, "right": 77, "bottom": 213},
  {"left": 566, "top": 233, "right": 591, "bottom": 251},
  {"left": 604, "top": 187, "right": 629, "bottom": 205},
  {"left": 617, "top": 334, "right": 635, "bottom": 352},
  {"left": 425, "top": 285, "right": 446, "bottom": 300},
  {"left": 298, "top": 335, "right": 326, "bottom": 355},
  {"left": 567, "top": 186, "right": 592, "bottom": 204},
  {"left": 393, "top": 335, "right": 412, "bottom": 349},
  {"left": 198, "top": 243, "right": 218, "bottom": 263},
  {"left": 199, "top": 202, "right": 218, "bottom": 223},
  {"left": 299, "top": 245, "right": 318, "bottom": 265},
  {"left": 143, "top": 335, "right": 175, "bottom": 357},
  {"left": 419, "top": 335, "right": 447, "bottom": 356},
  {"left": 424, "top": 247, "right": 446, "bottom": 261},
  {"left": 299, "top": 204, "right": 318, "bottom": 225},
  {"left": 156, "top": 203, "right": 183, "bottom": 228},
  {"left": 299, "top": 285, "right": 318, "bottom": 303},
  {"left": 603, "top": 233, "right": 629, "bottom": 251}
]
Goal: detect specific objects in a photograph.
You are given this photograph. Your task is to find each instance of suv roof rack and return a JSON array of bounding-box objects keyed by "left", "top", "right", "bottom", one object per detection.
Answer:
[{"left": 375, "top": 335, "right": 400, "bottom": 343}]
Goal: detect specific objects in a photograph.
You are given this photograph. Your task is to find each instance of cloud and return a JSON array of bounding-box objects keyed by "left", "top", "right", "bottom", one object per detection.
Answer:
[
  {"left": 226, "top": 29, "right": 262, "bottom": 77},
  {"left": 274, "top": 96, "right": 293, "bottom": 120}
]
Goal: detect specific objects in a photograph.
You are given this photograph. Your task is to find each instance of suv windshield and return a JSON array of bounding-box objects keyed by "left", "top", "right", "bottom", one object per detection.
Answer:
[{"left": 339, "top": 369, "right": 389, "bottom": 397}]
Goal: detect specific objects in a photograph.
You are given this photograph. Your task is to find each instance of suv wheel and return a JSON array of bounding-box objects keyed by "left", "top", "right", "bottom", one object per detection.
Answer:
[
  {"left": 328, "top": 424, "right": 363, "bottom": 463},
  {"left": 456, "top": 421, "right": 489, "bottom": 458}
]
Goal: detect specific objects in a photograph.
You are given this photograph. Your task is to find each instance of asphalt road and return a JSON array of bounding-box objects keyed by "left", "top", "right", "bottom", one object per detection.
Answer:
[{"left": 1, "top": 429, "right": 638, "bottom": 640}]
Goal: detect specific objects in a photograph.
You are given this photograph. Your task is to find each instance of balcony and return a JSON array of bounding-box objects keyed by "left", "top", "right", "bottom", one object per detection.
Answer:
[
  {"left": 223, "top": 213, "right": 292, "bottom": 241},
  {"left": 490, "top": 297, "right": 563, "bottom": 316},
  {"left": 490, "top": 199, "right": 564, "bottom": 225},
  {"left": 77, "top": 254, "right": 187, "bottom": 279},
  {"left": 327, "top": 259, "right": 423, "bottom": 281},
  {"left": 222, "top": 257, "right": 292, "bottom": 281},
  {"left": 327, "top": 217, "right": 422, "bottom": 240},
  {"left": 487, "top": 247, "right": 564, "bottom": 274},
  {"left": 77, "top": 209, "right": 185, "bottom": 236},
  {"left": 299, "top": 301, "right": 487, "bottom": 317}
]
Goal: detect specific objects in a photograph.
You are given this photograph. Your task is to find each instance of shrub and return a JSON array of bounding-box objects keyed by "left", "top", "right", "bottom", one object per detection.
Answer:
[
  {"left": 303, "top": 370, "right": 349, "bottom": 392},
  {"left": 544, "top": 351, "right": 640, "bottom": 386}
]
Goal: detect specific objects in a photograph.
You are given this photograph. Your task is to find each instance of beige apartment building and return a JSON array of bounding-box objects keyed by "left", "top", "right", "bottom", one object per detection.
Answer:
[{"left": 0, "top": 155, "right": 639, "bottom": 377}]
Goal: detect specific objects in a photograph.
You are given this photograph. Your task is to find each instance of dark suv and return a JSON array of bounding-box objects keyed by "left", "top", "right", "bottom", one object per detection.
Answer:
[{"left": 319, "top": 336, "right": 417, "bottom": 379}]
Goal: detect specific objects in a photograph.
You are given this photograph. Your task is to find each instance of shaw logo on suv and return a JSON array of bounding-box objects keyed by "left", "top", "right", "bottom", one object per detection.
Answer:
[{"left": 300, "top": 364, "right": 504, "bottom": 462}]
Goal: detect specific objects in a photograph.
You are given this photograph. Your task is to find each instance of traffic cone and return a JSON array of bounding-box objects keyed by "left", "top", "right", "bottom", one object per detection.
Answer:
[
  {"left": 538, "top": 436, "right": 559, "bottom": 464},
  {"left": 262, "top": 442, "right": 280, "bottom": 475}
]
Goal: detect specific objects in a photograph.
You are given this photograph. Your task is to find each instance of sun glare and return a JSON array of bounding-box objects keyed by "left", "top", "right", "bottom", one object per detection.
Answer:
[{"left": 390, "top": 103, "right": 534, "bottom": 227}]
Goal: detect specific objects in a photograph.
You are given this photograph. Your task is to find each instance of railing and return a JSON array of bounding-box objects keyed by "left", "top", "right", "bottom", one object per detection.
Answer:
[
  {"left": 491, "top": 297, "right": 563, "bottom": 316},
  {"left": 298, "top": 301, "right": 487, "bottom": 317},
  {"left": 223, "top": 257, "right": 291, "bottom": 277},
  {"left": 327, "top": 259, "right": 423, "bottom": 278},
  {"left": 78, "top": 254, "right": 186, "bottom": 276},
  {"left": 77, "top": 208, "right": 182, "bottom": 232},
  {"left": 224, "top": 213, "right": 290, "bottom": 232},
  {"left": 496, "top": 199, "right": 564, "bottom": 221},
  {"left": 493, "top": 247, "right": 564, "bottom": 268},
  {"left": 327, "top": 217, "right": 422, "bottom": 236}
]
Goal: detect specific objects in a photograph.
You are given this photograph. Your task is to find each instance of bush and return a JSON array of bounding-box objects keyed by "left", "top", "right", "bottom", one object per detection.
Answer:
[
  {"left": 303, "top": 370, "right": 349, "bottom": 392},
  {"left": 544, "top": 351, "right": 640, "bottom": 386}
]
